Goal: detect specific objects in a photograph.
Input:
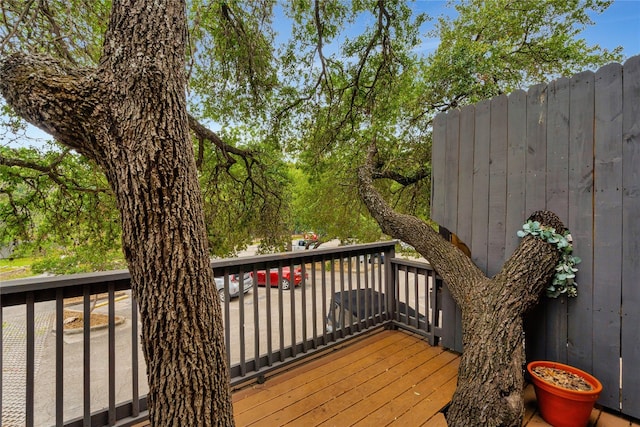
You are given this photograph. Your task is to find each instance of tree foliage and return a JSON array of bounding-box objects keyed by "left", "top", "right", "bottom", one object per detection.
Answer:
[
  {"left": 1, "top": 0, "right": 623, "bottom": 264},
  {"left": 275, "top": 0, "right": 621, "bottom": 241},
  {"left": 0, "top": 0, "right": 290, "bottom": 266}
]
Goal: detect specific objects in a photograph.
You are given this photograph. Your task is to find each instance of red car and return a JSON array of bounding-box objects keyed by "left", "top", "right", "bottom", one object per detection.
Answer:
[{"left": 255, "top": 266, "right": 305, "bottom": 290}]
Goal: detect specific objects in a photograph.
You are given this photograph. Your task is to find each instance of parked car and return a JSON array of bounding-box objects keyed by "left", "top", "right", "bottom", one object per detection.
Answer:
[
  {"left": 292, "top": 238, "right": 319, "bottom": 251},
  {"left": 255, "top": 266, "right": 305, "bottom": 290},
  {"left": 325, "top": 289, "right": 423, "bottom": 333},
  {"left": 215, "top": 273, "right": 253, "bottom": 302},
  {"left": 292, "top": 239, "right": 308, "bottom": 251}
]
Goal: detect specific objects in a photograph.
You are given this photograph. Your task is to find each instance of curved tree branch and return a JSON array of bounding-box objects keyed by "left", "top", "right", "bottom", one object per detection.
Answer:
[
  {"left": 371, "top": 167, "right": 430, "bottom": 186},
  {"left": 357, "top": 143, "right": 485, "bottom": 303},
  {"left": 187, "top": 114, "right": 254, "bottom": 159},
  {"left": 0, "top": 53, "right": 104, "bottom": 162}
]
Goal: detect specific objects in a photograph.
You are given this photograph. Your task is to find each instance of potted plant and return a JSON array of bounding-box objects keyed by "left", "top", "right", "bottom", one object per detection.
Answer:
[{"left": 527, "top": 360, "right": 603, "bottom": 427}]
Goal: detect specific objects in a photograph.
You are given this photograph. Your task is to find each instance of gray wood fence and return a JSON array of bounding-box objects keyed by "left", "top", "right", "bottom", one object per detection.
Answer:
[{"left": 431, "top": 55, "right": 640, "bottom": 418}]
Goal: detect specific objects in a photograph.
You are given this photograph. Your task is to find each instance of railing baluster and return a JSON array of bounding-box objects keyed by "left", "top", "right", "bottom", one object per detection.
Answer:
[
  {"left": 131, "top": 293, "right": 140, "bottom": 417},
  {"left": 346, "top": 256, "right": 353, "bottom": 335},
  {"left": 413, "top": 268, "right": 420, "bottom": 329},
  {"left": 252, "top": 266, "right": 260, "bottom": 371},
  {"left": 300, "top": 262, "right": 308, "bottom": 353},
  {"left": 289, "top": 261, "right": 296, "bottom": 358},
  {"left": 321, "top": 255, "right": 328, "bottom": 345},
  {"left": 222, "top": 269, "right": 231, "bottom": 368},
  {"left": 0, "top": 302, "right": 3, "bottom": 424},
  {"left": 239, "top": 268, "right": 246, "bottom": 376},
  {"left": 266, "top": 263, "right": 273, "bottom": 366},
  {"left": 311, "top": 260, "right": 318, "bottom": 348},
  {"left": 356, "top": 256, "right": 362, "bottom": 332},
  {"left": 26, "top": 292, "right": 35, "bottom": 427},
  {"left": 330, "top": 256, "right": 337, "bottom": 339},
  {"left": 338, "top": 257, "right": 345, "bottom": 337},
  {"left": 404, "top": 267, "right": 410, "bottom": 324},
  {"left": 56, "top": 288, "right": 64, "bottom": 426},
  {"left": 108, "top": 283, "right": 116, "bottom": 425},
  {"left": 377, "top": 254, "right": 383, "bottom": 323},
  {"left": 277, "top": 263, "right": 284, "bottom": 362},
  {"left": 83, "top": 285, "right": 91, "bottom": 427}
]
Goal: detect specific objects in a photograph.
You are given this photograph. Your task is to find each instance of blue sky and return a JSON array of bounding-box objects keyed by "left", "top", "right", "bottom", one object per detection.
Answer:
[
  {"left": 3, "top": 1, "right": 640, "bottom": 148},
  {"left": 409, "top": 0, "right": 640, "bottom": 59},
  {"left": 581, "top": 0, "right": 640, "bottom": 58}
]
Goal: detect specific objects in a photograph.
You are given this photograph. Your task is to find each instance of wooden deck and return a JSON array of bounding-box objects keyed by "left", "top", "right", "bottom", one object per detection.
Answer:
[
  {"left": 232, "top": 329, "right": 459, "bottom": 426},
  {"left": 134, "top": 328, "right": 638, "bottom": 426}
]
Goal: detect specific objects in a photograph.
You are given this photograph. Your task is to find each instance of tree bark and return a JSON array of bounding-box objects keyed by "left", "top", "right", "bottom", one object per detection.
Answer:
[
  {"left": 357, "top": 146, "right": 564, "bottom": 426},
  {"left": 0, "top": 1, "right": 234, "bottom": 425}
]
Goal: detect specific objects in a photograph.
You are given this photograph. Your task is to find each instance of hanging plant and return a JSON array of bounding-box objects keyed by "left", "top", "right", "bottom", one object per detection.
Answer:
[{"left": 517, "top": 220, "right": 581, "bottom": 298}]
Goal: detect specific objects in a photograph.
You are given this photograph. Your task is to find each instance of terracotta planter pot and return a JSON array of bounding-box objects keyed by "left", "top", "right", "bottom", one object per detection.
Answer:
[{"left": 527, "top": 361, "right": 603, "bottom": 427}]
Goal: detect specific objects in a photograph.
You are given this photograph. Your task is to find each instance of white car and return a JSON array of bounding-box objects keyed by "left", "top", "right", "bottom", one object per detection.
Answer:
[{"left": 215, "top": 273, "right": 253, "bottom": 302}]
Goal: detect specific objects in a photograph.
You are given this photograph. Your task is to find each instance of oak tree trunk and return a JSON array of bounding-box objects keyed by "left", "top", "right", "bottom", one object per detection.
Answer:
[
  {"left": 0, "top": 1, "right": 234, "bottom": 425},
  {"left": 357, "top": 147, "right": 564, "bottom": 426}
]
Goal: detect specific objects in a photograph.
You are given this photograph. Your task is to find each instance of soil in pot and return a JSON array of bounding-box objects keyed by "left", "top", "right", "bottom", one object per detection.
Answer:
[{"left": 532, "top": 366, "right": 594, "bottom": 392}]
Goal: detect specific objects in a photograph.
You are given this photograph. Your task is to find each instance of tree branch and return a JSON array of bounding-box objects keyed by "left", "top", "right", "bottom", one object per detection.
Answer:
[
  {"left": 371, "top": 167, "right": 430, "bottom": 186},
  {"left": 0, "top": 53, "right": 104, "bottom": 162},
  {"left": 187, "top": 114, "right": 255, "bottom": 159},
  {"left": 357, "top": 143, "right": 485, "bottom": 303}
]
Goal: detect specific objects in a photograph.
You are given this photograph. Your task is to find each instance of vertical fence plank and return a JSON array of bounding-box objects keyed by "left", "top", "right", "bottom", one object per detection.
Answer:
[
  {"left": 505, "top": 90, "right": 527, "bottom": 256},
  {"left": 593, "top": 62, "right": 624, "bottom": 409},
  {"left": 471, "top": 100, "right": 491, "bottom": 274},
  {"left": 524, "top": 83, "right": 549, "bottom": 362},
  {"left": 457, "top": 105, "right": 475, "bottom": 248},
  {"left": 525, "top": 83, "right": 549, "bottom": 215},
  {"left": 487, "top": 95, "right": 508, "bottom": 277},
  {"left": 621, "top": 55, "right": 640, "bottom": 419},
  {"left": 567, "top": 70, "right": 596, "bottom": 374},
  {"left": 445, "top": 109, "right": 463, "bottom": 351},
  {"left": 431, "top": 113, "right": 447, "bottom": 224},
  {"left": 544, "top": 77, "right": 571, "bottom": 363},
  {"left": 444, "top": 109, "right": 461, "bottom": 229}
]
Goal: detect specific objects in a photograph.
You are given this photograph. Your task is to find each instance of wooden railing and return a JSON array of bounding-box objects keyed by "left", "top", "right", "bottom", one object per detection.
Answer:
[{"left": 1, "top": 242, "right": 445, "bottom": 426}]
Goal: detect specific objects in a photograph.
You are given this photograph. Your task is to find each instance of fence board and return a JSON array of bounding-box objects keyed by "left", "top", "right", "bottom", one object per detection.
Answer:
[
  {"left": 444, "top": 109, "right": 461, "bottom": 229},
  {"left": 525, "top": 83, "right": 548, "bottom": 215},
  {"left": 593, "top": 62, "right": 623, "bottom": 409},
  {"left": 621, "top": 55, "right": 640, "bottom": 419},
  {"left": 524, "top": 83, "right": 549, "bottom": 362},
  {"left": 567, "top": 70, "right": 596, "bottom": 373},
  {"left": 431, "top": 114, "right": 447, "bottom": 225},
  {"left": 454, "top": 106, "right": 475, "bottom": 352},
  {"left": 544, "top": 77, "right": 571, "bottom": 363},
  {"left": 505, "top": 90, "right": 527, "bottom": 257},
  {"left": 457, "top": 105, "right": 475, "bottom": 247},
  {"left": 487, "top": 95, "right": 508, "bottom": 277},
  {"left": 471, "top": 100, "right": 491, "bottom": 274}
]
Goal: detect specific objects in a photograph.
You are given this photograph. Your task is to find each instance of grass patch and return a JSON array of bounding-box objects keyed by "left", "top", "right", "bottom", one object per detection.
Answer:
[{"left": 0, "top": 257, "right": 37, "bottom": 280}]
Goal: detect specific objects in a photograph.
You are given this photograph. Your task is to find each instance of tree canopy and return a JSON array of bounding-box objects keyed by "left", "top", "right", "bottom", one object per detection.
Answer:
[{"left": 1, "top": 0, "right": 622, "bottom": 267}]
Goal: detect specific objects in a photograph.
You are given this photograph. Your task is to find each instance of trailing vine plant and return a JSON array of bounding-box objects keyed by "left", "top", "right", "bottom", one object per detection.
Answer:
[{"left": 517, "top": 220, "right": 581, "bottom": 298}]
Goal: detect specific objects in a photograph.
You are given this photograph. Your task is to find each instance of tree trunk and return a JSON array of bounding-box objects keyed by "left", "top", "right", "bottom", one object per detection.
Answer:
[
  {"left": 357, "top": 147, "right": 564, "bottom": 426},
  {"left": 0, "top": 1, "right": 235, "bottom": 425}
]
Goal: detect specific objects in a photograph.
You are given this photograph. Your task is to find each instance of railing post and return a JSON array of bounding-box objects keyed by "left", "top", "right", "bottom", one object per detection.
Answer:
[{"left": 384, "top": 244, "right": 396, "bottom": 323}]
